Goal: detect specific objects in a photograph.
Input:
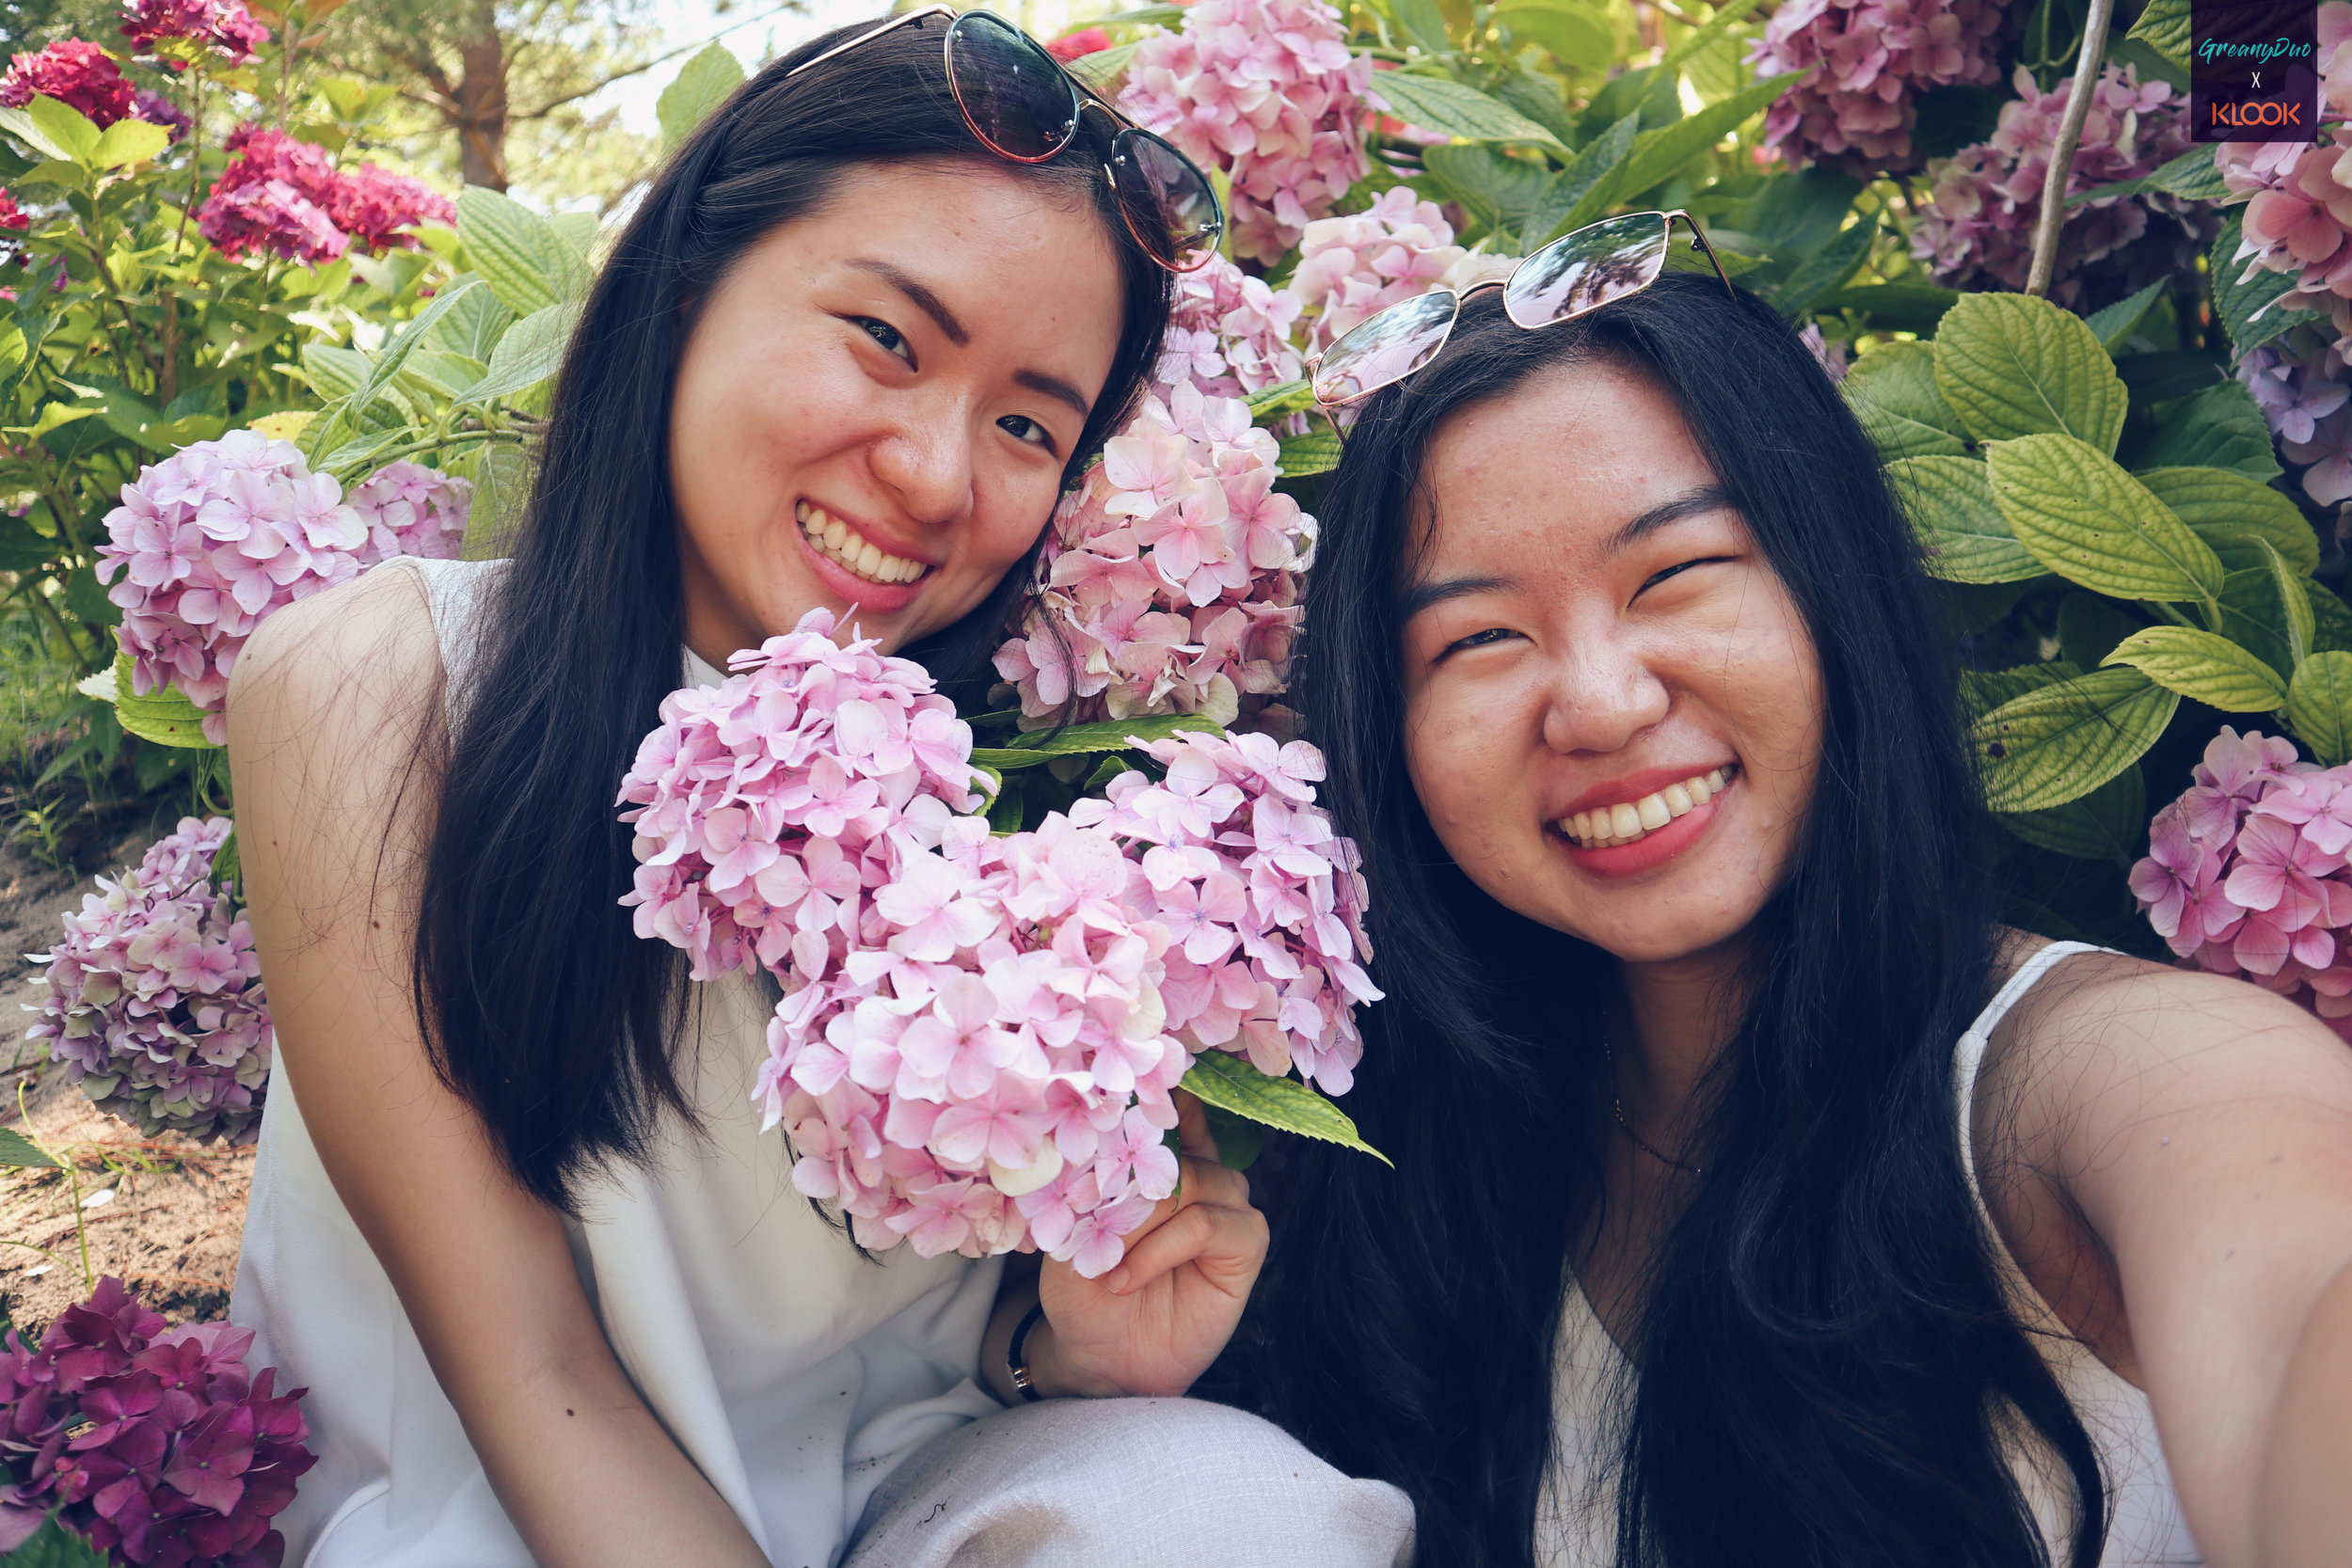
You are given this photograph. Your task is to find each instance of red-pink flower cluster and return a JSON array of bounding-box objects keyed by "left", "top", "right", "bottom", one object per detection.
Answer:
[
  {"left": 198, "top": 125, "right": 453, "bottom": 265},
  {"left": 120, "top": 0, "right": 269, "bottom": 65},
  {"left": 1120, "top": 0, "right": 1373, "bottom": 263},
  {"left": 1, "top": 40, "right": 136, "bottom": 128},
  {"left": 618, "top": 610, "right": 1375, "bottom": 1275},
  {"left": 1749, "top": 0, "right": 2009, "bottom": 172},
  {"left": 0, "top": 1277, "right": 312, "bottom": 1566},
  {"left": 993, "top": 381, "right": 1311, "bottom": 727},
  {"left": 25, "top": 817, "right": 271, "bottom": 1145},
  {"left": 96, "top": 434, "right": 473, "bottom": 743},
  {"left": 2132, "top": 728, "right": 2352, "bottom": 1040},
  {"left": 1914, "top": 65, "right": 2210, "bottom": 309}
]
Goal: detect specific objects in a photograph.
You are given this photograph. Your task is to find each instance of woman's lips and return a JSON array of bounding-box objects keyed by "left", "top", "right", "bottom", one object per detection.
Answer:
[
  {"left": 1551, "top": 766, "right": 1740, "bottom": 878},
  {"left": 792, "top": 500, "right": 930, "bottom": 612}
]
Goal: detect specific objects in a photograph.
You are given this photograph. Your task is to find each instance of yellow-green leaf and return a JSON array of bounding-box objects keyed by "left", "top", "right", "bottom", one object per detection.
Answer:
[
  {"left": 2134, "top": 467, "right": 2319, "bottom": 576},
  {"left": 971, "top": 712, "right": 1224, "bottom": 769},
  {"left": 1970, "top": 667, "right": 2178, "bottom": 812},
  {"left": 1995, "top": 763, "right": 2145, "bottom": 865},
  {"left": 1180, "top": 1051, "right": 1389, "bottom": 1164},
  {"left": 456, "top": 186, "right": 585, "bottom": 318},
  {"left": 111, "top": 653, "right": 217, "bottom": 750},
  {"left": 1847, "top": 341, "right": 1968, "bottom": 460},
  {"left": 2288, "top": 651, "right": 2352, "bottom": 766},
  {"left": 657, "top": 40, "right": 745, "bottom": 152},
  {"left": 0, "top": 1128, "right": 59, "bottom": 1169},
  {"left": 90, "top": 117, "right": 168, "bottom": 170},
  {"left": 24, "top": 95, "right": 99, "bottom": 165},
  {"left": 1617, "top": 73, "right": 1796, "bottom": 197},
  {"left": 1934, "top": 293, "right": 2127, "bottom": 455},
  {"left": 1985, "top": 434, "right": 2224, "bottom": 606},
  {"left": 2260, "top": 539, "right": 2314, "bottom": 668},
  {"left": 2102, "top": 626, "right": 2288, "bottom": 711},
  {"left": 1368, "top": 73, "right": 1565, "bottom": 148},
  {"left": 1887, "top": 454, "right": 2040, "bottom": 582},
  {"left": 2126, "top": 0, "right": 2190, "bottom": 71},
  {"left": 1278, "top": 430, "right": 1341, "bottom": 477}
]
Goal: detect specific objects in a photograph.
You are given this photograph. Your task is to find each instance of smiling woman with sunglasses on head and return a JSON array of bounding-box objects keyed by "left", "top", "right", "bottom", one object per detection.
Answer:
[
  {"left": 1248, "top": 246, "right": 2352, "bottom": 1566},
  {"left": 217, "top": 15, "right": 1410, "bottom": 1568}
]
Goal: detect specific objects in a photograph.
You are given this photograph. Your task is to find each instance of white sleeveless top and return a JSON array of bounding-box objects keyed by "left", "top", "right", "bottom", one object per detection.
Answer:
[
  {"left": 1536, "top": 941, "right": 2203, "bottom": 1565},
  {"left": 230, "top": 557, "right": 1004, "bottom": 1568}
]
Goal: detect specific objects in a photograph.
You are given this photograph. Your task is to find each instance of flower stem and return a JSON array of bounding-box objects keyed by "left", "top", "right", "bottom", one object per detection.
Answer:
[{"left": 2024, "top": 0, "right": 2115, "bottom": 298}]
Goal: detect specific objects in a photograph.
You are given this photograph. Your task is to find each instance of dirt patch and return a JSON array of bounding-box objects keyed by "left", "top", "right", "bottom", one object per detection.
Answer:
[{"left": 0, "top": 828, "right": 251, "bottom": 1338}]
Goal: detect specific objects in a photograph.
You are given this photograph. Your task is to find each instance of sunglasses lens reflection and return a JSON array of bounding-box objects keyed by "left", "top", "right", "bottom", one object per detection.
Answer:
[
  {"left": 1502, "top": 212, "right": 1672, "bottom": 329},
  {"left": 1311, "top": 291, "right": 1460, "bottom": 405},
  {"left": 1110, "top": 130, "right": 1223, "bottom": 271},
  {"left": 946, "top": 12, "right": 1080, "bottom": 160}
]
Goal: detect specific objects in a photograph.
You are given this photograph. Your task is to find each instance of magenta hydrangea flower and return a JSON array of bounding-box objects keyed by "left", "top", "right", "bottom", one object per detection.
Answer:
[
  {"left": 2132, "top": 728, "right": 2352, "bottom": 1040},
  {"left": 1913, "top": 65, "right": 2214, "bottom": 309},
  {"left": 1749, "top": 0, "right": 2010, "bottom": 172},
  {"left": 24, "top": 818, "right": 272, "bottom": 1145},
  {"left": 618, "top": 610, "right": 1376, "bottom": 1276},
  {"left": 131, "top": 86, "right": 190, "bottom": 140},
  {"left": 96, "top": 436, "right": 470, "bottom": 743},
  {"left": 1, "top": 40, "right": 136, "bottom": 128},
  {"left": 1120, "top": 0, "right": 1373, "bottom": 263},
  {"left": 198, "top": 125, "right": 453, "bottom": 265},
  {"left": 0, "top": 1276, "right": 313, "bottom": 1564},
  {"left": 120, "top": 0, "right": 270, "bottom": 65}
]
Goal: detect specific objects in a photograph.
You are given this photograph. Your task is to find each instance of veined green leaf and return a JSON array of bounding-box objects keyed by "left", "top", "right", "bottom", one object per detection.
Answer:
[
  {"left": 111, "top": 653, "right": 215, "bottom": 750},
  {"left": 2102, "top": 626, "right": 2288, "bottom": 711},
  {"left": 1496, "top": 0, "right": 1613, "bottom": 66},
  {"left": 2081, "top": 279, "right": 2167, "bottom": 352},
  {"left": 1180, "top": 1051, "right": 1389, "bottom": 1164},
  {"left": 1390, "top": 0, "right": 1457, "bottom": 54},
  {"left": 457, "top": 186, "right": 587, "bottom": 318},
  {"left": 1970, "top": 667, "right": 2178, "bottom": 812},
  {"left": 2261, "top": 538, "right": 2315, "bottom": 668},
  {"left": 1369, "top": 73, "right": 1565, "bottom": 147},
  {"left": 1995, "top": 763, "right": 2145, "bottom": 864},
  {"left": 1985, "top": 434, "right": 2223, "bottom": 607},
  {"left": 1658, "top": 0, "right": 1766, "bottom": 70},
  {"left": 1247, "top": 379, "right": 1313, "bottom": 420},
  {"left": 1847, "top": 341, "right": 1968, "bottom": 459},
  {"left": 24, "top": 96, "right": 99, "bottom": 166},
  {"left": 1934, "top": 293, "right": 2127, "bottom": 454},
  {"left": 0, "top": 1128, "right": 58, "bottom": 1169},
  {"left": 1423, "top": 142, "right": 1553, "bottom": 231},
  {"left": 422, "top": 277, "right": 517, "bottom": 362},
  {"left": 307, "top": 278, "right": 484, "bottom": 463},
  {"left": 2289, "top": 651, "right": 2352, "bottom": 765},
  {"left": 1768, "top": 214, "right": 1874, "bottom": 319},
  {"left": 0, "top": 104, "right": 72, "bottom": 162},
  {"left": 2068, "top": 147, "right": 2229, "bottom": 208},
  {"left": 1617, "top": 72, "right": 1795, "bottom": 196},
  {"left": 2126, "top": 0, "right": 2191, "bottom": 71},
  {"left": 1279, "top": 430, "right": 1342, "bottom": 477},
  {"left": 1812, "top": 280, "right": 1960, "bottom": 334},
  {"left": 972, "top": 712, "right": 1225, "bottom": 768},
  {"left": 2313, "top": 582, "right": 2352, "bottom": 655},
  {"left": 1520, "top": 111, "right": 1638, "bottom": 249},
  {"left": 2218, "top": 566, "right": 2300, "bottom": 680},
  {"left": 1962, "top": 660, "right": 2082, "bottom": 722},
  {"left": 2212, "top": 212, "right": 2327, "bottom": 354},
  {"left": 465, "top": 299, "right": 577, "bottom": 405},
  {"left": 2135, "top": 467, "right": 2318, "bottom": 576},
  {"left": 658, "top": 41, "right": 745, "bottom": 152},
  {"left": 2134, "top": 379, "right": 2282, "bottom": 482},
  {"left": 1887, "top": 454, "right": 2041, "bottom": 582},
  {"left": 458, "top": 441, "right": 531, "bottom": 561},
  {"left": 89, "top": 118, "right": 167, "bottom": 171}
]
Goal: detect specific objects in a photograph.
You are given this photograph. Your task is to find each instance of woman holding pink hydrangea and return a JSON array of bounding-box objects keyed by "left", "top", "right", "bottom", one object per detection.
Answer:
[
  {"left": 1254, "top": 257, "right": 2352, "bottom": 1565},
  {"left": 217, "top": 13, "right": 1408, "bottom": 1568}
]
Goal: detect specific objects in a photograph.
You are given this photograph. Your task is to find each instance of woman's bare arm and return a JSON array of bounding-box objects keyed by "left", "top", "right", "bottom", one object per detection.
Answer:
[
  {"left": 1994, "top": 955, "right": 2352, "bottom": 1567},
  {"left": 228, "top": 569, "right": 768, "bottom": 1568}
]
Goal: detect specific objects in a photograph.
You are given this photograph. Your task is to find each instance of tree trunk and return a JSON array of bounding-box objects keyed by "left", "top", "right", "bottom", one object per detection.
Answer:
[{"left": 454, "top": 0, "right": 509, "bottom": 192}]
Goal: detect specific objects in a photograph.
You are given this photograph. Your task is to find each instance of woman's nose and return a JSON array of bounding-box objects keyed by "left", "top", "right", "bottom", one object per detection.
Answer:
[
  {"left": 1538, "top": 635, "right": 1671, "bottom": 756},
  {"left": 866, "top": 416, "right": 974, "bottom": 529}
]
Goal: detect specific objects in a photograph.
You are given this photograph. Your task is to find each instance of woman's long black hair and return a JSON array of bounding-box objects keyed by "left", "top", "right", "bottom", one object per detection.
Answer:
[
  {"left": 410, "top": 16, "right": 1169, "bottom": 1212},
  {"left": 1257, "top": 276, "right": 2106, "bottom": 1567}
]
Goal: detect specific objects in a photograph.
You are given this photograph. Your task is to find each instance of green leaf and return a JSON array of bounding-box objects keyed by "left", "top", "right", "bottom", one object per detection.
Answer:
[
  {"left": 2102, "top": 626, "right": 2288, "bottom": 711},
  {"left": 985, "top": 770, "right": 1025, "bottom": 835},
  {"left": 2217, "top": 565, "right": 2300, "bottom": 679},
  {"left": 0, "top": 105, "right": 72, "bottom": 162},
  {"left": 1933, "top": 293, "right": 2127, "bottom": 455},
  {"left": 465, "top": 299, "right": 576, "bottom": 405},
  {"left": 1370, "top": 73, "right": 1566, "bottom": 147},
  {"left": 658, "top": 41, "right": 746, "bottom": 152},
  {"left": 2056, "top": 594, "right": 2143, "bottom": 669},
  {"left": 1065, "top": 41, "right": 1141, "bottom": 92},
  {"left": 1963, "top": 659, "right": 2081, "bottom": 722},
  {"left": 2135, "top": 467, "right": 2317, "bottom": 575},
  {"left": 1422, "top": 143, "right": 1552, "bottom": 232},
  {"left": 1814, "top": 281, "right": 1960, "bottom": 334},
  {"left": 111, "top": 653, "right": 216, "bottom": 750},
  {"left": 1887, "top": 454, "right": 2042, "bottom": 582},
  {"left": 1060, "top": 5, "right": 1185, "bottom": 30},
  {"left": 2067, "top": 147, "right": 2229, "bottom": 208},
  {"left": 458, "top": 441, "right": 531, "bottom": 561},
  {"left": 1846, "top": 341, "right": 1969, "bottom": 459},
  {"left": 2125, "top": 0, "right": 2191, "bottom": 71},
  {"left": 1970, "top": 667, "right": 2179, "bottom": 812},
  {"left": 2290, "top": 651, "right": 2352, "bottom": 764},
  {"left": 1986, "top": 435, "right": 2224, "bottom": 607},
  {"left": 1658, "top": 0, "right": 1766, "bottom": 69},
  {"left": 2082, "top": 280, "right": 2167, "bottom": 353},
  {"left": 308, "top": 278, "right": 485, "bottom": 462},
  {"left": 1617, "top": 73, "right": 1796, "bottom": 197},
  {"left": 88, "top": 117, "right": 168, "bottom": 171},
  {"left": 1768, "top": 214, "right": 1875, "bottom": 318},
  {"left": 457, "top": 186, "right": 585, "bottom": 318},
  {"left": 0, "top": 1512, "right": 111, "bottom": 1567},
  {"left": 1391, "top": 0, "right": 1457, "bottom": 54},
  {"left": 1247, "top": 380, "right": 1313, "bottom": 420},
  {"left": 2211, "top": 212, "right": 2327, "bottom": 354},
  {"left": 1278, "top": 430, "right": 1342, "bottom": 477},
  {"left": 2313, "top": 582, "right": 2352, "bottom": 655},
  {"left": 1488, "top": 71, "right": 1581, "bottom": 145},
  {"left": 1198, "top": 1102, "right": 1265, "bottom": 1171},
  {"left": 1519, "top": 111, "right": 1638, "bottom": 249},
  {"left": 297, "top": 342, "right": 369, "bottom": 399},
  {"left": 1578, "top": 63, "right": 1682, "bottom": 139},
  {"left": 2133, "top": 380, "right": 2282, "bottom": 482},
  {"left": 2261, "top": 538, "right": 2315, "bottom": 667},
  {"left": 1995, "top": 763, "right": 2145, "bottom": 863},
  {"left": 0, "top": 1127, "right": 59, "bottom": 1169},
  {"left": 2115, "top": 351, "right": 2224, "bottom": 405},
  {"left": 422, "top": 276, "right": 517, "bottom": 362},
  {"left": 971, "top": 712, "right": 1225, "bottom": 768},
  {"left": 1495, "top": 0, "right": 1614, "bottom": 68},
  {"left": 24, "top": 97, "right": 99, "bottom": 166},
  {"left": 1179, "top": 1051, "right": 1389, "bottom": 1164}
]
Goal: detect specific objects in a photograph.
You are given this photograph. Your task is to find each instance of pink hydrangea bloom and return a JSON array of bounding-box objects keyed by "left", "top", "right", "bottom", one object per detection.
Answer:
[
  {"left": 1749, "top": 0, "right": 2010, "bottom": 172},
  {"left": 1, "top": 40, "right": 136, "bottom": 128},
  {"left": 328, "top": 162, "right": 454, "bottom": 252},
  {"left": 96, "top": 436, "right": 468, "bottom": 742},
  {"left": 24, "top": 818, "right": 272, "bottom": 1144},
  {"left": 618, "top": 612, "right": 1376, "bottom": 1275},
  {"left": 1913, "top": 66, "right": 2213, "bottom": 309},
  {"left": 0, "top": 1275, "right": 313, "bottom": 1563},
  {"left": 2132, "top": 729, "right": 2352, "bottom": 1039},
  {"left": 120, "top": 0, "right": 270, "bottom": 64},
  {"left": 1120, "top": 0, "right": 1373, "bottom": 263},
  {"left": 1284, "top": 186, "right": 1465, "bottom": 351},
  {"left": 1159, "top": 254, "right": 1304, "bottom": 401}
]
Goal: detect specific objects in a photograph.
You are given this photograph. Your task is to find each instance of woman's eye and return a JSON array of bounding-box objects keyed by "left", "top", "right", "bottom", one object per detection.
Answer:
[
  {"left": 856, "top": 317, "right": 914, "bottom": 366},
  {"left": 1636, "top": 557, "right": 1729, "bottom": 596},
  {"left": 1449, "top": 626, "right": 1518, "bottom": 654},
  {"left": 998, "top": 414, "right": 1055, "bottom": 451}
]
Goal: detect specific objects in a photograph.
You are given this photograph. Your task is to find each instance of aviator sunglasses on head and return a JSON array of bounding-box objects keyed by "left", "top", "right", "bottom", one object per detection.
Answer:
[
  {"left": 787, "top": 6, "right": 1225, "bottom": 274},
  {"left": 1306, "top": 210, "right": 1734, "bottom": 408}
]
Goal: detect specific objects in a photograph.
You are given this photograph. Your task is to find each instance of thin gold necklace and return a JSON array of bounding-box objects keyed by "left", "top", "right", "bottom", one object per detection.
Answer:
[{"left": 1604, "top": 1039, "right": 1706, "bottom": 1176}]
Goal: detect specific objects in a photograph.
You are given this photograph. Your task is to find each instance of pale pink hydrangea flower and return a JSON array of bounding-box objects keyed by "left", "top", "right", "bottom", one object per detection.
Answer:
[
  {"left": 1120, "top": 0, "right": 1374, "bottom": 263},
  {"left": 618, "top": 611, "right": 1376, "bottom": 1275},
  {"left": 24, "top": 817, "right": 271, "bottom": 1143},
  {"left": 343, "top": 459, "right": 471, "bottom": 561},
  {"left": 1159, "top": 254, "right": 1305, "bottom": 402},
  {"left": 1749, "top": 0, "right": 2010, "bottom": 173},
  {"left": 1284, "top": 186, "right": 1465, "bottom": 352}
]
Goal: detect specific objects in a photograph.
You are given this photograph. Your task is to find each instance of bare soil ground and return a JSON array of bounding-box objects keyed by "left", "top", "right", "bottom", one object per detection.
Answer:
[{"left": 0, "top": 829, "right": 249, "bottom": 1338}]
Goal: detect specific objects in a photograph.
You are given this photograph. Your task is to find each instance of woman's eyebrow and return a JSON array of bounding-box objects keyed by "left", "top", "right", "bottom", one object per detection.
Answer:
[
  {"left": 849, "top": 259, "right": 968, "bottom": 344},
  {"left": 1601, "top": 483, "right": 1734, "bottom": 555},
  {"left": 1398, "top": 574, "right": 1513, "bottom": 621},
  {"left": 1016, "top": 369, "right": 1090, "bottom": 417}
]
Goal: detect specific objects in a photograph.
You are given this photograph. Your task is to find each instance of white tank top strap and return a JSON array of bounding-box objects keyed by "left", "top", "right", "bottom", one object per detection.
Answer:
[{"left": 1952, "top": 940, "right": 2104, "bottom": 1193}]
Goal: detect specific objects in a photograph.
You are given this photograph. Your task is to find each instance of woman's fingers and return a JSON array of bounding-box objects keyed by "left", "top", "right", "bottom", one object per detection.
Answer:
[
  {"left": 1173, "top": 1088, "right": 1220, "bottom": 1164},
  {"left": 1099, "top": 1154, "right": 1264, "bottom": 1296}
]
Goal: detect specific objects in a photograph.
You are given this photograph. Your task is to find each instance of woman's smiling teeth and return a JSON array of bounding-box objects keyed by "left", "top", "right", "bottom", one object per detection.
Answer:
[
  {"left": 798, "top": 501, "right": 927, "bottom": 585},
  {"left": 1560, "top": 766, "right": 1738, "bottom": 849}
]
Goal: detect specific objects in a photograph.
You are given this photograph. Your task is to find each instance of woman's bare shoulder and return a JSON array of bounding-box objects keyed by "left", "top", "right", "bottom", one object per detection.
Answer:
[{"left": 226, "top": 562, "right": 443, "bottom": 756}]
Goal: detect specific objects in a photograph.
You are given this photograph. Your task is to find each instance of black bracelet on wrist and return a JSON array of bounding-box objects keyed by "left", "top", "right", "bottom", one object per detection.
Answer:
[{"left": 1007, "top": 1301, "right": 1048, "bottom": 1404}]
